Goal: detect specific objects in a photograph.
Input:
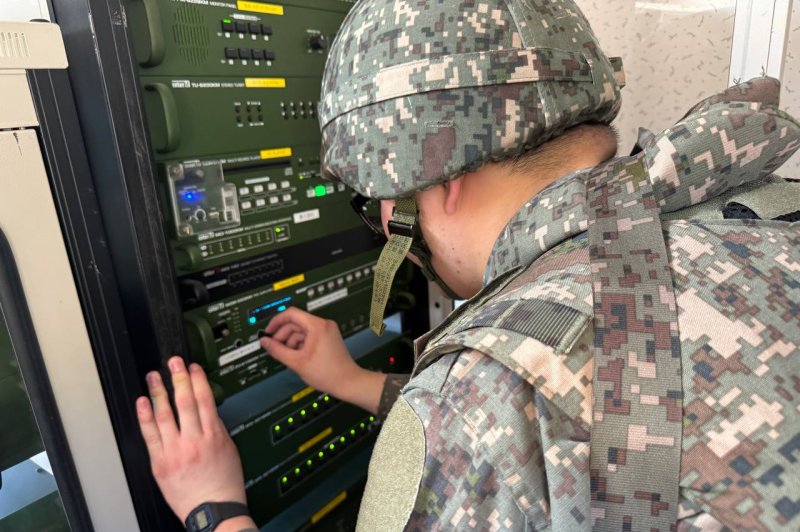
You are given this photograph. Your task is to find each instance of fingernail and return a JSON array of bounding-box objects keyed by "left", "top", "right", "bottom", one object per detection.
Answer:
[
  {"left": 146, "top": 372, "right": 159, "bottom": 388},
  {"left": 168, "top": 357, "right": 184, "bottom": 373},
  {"left": 136, "top": 397, "right": 149, "bottom": 412},
  {"left": 258, "top": 330, "right": 270, "bottom": 338},
  {"left": 189, "top": 363, "right": 202, "bottom": 373}
]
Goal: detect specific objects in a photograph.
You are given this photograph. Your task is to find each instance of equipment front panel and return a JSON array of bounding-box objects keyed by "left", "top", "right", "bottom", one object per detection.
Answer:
[{"left": 124, "top": 0, "right": 408, "bottom": 528}]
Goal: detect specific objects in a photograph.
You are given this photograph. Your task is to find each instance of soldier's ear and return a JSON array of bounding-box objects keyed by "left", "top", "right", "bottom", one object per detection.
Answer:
[{"left": 442, "top": 177, "right": 463, "bottom": 216}]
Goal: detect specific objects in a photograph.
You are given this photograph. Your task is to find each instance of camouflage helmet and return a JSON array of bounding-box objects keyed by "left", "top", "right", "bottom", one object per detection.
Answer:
[{"left": 319, "top": 0, "right": 626, "bottom": 199}]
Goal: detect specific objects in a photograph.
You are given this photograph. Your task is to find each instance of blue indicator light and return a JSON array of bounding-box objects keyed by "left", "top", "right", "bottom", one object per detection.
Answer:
[
  {"left": 248, "top": 297, "right": 292, "bottom": 324},
  {"left": 181, "top": 190, "right": 203, "bottom": 203}
]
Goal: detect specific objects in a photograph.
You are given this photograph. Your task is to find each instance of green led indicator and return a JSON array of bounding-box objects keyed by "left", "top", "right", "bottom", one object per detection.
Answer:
[
  {"left": 300, "top": 409, "right": 307, "bottom": 416},
  {"left": 349, "top": 429, "right": 356, "bottom": 436},
  {"left": 223, "top": 18, "right": 232, "bottom": 23},
  {"left": 312, "top": 402, "right": 319, "bottom": 409},
  {"left": 314, "top": 185, "right": 327, "bottom": 197},
  {"left": 318, "top": 451, "right": 324, "bottom": 459},
  {"left": 328, "top": 444, "right": 335, "bottom": 451},
  {"left": 339, "top": 436, "right": 346, "bottom": 443},
  {"left": 281, "top": 476, "right": 288, "bottom": 484},
  {"left": 275, "top": 227, "right": 282, "bottom": 233},
  {"left": 274, "top": 425, "right": 281, "bottom": 432},
  {"left": 306, "top": 459, "right": 313, "bottom": 467},
  {"left": 288, "top": 417, "right": 294, "bottom": 424},
  {"left": 294, "top": 467, "right": 301, "bottom": 475},
  {"left": 360, "top": 422, "right": 366, "bottom": 429},
  {"left": 324, "top": 396, "right": 330, "bottom": 402},
  {"left": 369, "top": 416, "right": 375, "bottom": 422}
]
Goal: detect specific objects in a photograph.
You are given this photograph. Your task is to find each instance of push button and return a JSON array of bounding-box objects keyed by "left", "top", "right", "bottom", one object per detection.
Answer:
[
  {"left": 235, "top": 21, "right": 248, "bottom": 33},
  {"left": 225, "top": 47, "right": 238, "bottom": 59},
  {"left": 221, "top": 20, "right": 235, "bottom": 33},
  {"left": 248, "top": 22, "right": 261, "bottom": 34},
  {"left": 238, "top": 48, "right": 251, "bottom": 60}
]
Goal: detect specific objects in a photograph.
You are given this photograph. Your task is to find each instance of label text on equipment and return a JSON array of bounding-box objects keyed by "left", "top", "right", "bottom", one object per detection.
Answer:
[
  {"left": 219, "top": 340, "right": 261, "bottom": 366},
  {"left": 237, "top": 1, "right": 284, "bottom": 15},
  {"left": 260, "top": 147, "right": 293, "bottom": 159},
  {"left": 273, "top": 274, "right": 305, "bottom": 291},
  {"left": 245, "top": 78, "right": 286, "bottom": 89}
]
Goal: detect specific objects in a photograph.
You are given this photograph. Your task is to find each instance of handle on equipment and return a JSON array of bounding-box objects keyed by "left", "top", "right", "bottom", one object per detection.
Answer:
[
  {"left": 145, "top": 82, "right": 181, "bottom": 153},
  {"left": 136, "top": 0, "right": 165, "bottom": 67}
]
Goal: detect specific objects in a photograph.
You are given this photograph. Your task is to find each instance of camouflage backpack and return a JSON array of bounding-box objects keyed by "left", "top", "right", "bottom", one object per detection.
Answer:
[{"left": 408, "top": 77, "right": 800, "bottom": 530}]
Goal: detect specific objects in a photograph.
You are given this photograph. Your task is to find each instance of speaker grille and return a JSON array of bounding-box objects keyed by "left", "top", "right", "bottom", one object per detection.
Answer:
[
  {"left": 172, "top": 5, "right": 209, "bottom": 66},
  {"left": 0, "top": 31, "right": 30, "bottom": 59}
]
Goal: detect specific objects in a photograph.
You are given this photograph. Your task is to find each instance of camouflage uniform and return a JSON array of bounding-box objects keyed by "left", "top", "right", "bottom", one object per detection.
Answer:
[
  {"left": 358, "top": 79, "right": 800, "bottom": 531},
  {"left": 316, "top": 1, "right": 800, "bottom": 530}
]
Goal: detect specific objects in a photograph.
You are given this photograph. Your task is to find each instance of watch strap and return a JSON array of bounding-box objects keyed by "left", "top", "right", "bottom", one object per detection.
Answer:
[{"left": 185, "top": 501, "right": 250, "bottom": 532}]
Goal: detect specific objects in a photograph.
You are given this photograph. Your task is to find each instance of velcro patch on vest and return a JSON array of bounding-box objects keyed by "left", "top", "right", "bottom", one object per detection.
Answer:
[{"left": 462, "top": 299, "right": 591, "bottom": 355}]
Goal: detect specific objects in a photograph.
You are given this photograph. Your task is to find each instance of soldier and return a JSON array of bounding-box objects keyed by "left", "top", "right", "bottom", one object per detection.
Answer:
[{"left": 136, "top": 1, "right": 800, "bottom": 530}]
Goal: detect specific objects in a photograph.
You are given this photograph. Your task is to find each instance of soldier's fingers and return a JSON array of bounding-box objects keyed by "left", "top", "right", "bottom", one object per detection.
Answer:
[
  {"left": 286, "top": 332, "right": 305, "bottom": 349},
  {"left": 168, "top": 357, "right": 202, "bottom": 438},
  {"left": 136, "top": 395, "right": 162, "bottom": 457},
  {"left": 188, "top": 364, "right": 220, "bottom": 434},
  {"left": 260, "top": 335, "right": 302, "bottom": 367},
  {"left": 265, "top": 307, "right": 314, "bottom": 335},
  {"left": 147, "top": 371, "right": 179, "bottom": 444},
  {"left": 270, "top": 323, "right": 303, "bottom": 343}
]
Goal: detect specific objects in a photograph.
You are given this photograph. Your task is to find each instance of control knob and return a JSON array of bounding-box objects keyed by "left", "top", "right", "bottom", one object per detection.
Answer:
[{"left": 309, "top": 34, "right": 328, "bottom": 51}]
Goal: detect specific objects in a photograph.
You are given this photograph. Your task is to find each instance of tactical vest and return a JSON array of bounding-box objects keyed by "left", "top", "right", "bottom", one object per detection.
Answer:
[{"left": 409, "top": 78, "right": 800, "bottom": 531}]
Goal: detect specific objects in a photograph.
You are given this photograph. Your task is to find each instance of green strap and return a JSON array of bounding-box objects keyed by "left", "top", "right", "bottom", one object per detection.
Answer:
[
  {"left": 369, "top": 197, "right": 416, "bottom": 335},
  {"left": 587, "top": 159, "right": 682, "bottom": 531}
]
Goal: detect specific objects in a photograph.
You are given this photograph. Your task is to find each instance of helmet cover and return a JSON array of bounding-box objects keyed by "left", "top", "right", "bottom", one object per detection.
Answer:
[{"left": 319, "top": 0, "right": 626, "bottom": 199}]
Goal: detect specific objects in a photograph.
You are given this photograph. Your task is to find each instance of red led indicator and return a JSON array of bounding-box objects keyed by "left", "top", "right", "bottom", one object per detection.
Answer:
[{"left": 389, "top": 356, "right": 396, "bottom": 364}]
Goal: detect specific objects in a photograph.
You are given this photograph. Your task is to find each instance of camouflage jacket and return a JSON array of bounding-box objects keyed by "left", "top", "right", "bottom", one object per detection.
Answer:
[{"left": 358, "top": 79, "right": 800, "bottom": 531}]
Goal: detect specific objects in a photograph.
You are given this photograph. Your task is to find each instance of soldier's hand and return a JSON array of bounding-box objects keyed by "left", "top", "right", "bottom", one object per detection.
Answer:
[
  {"left": 136, "top": 357, "right": 253, "bottom": 529},
  {"left": 260, "top": 307, "right": 387, "bottom": 414}
]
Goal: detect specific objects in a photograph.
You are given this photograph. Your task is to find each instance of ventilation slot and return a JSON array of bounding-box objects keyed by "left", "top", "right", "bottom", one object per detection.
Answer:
[
  {"left": 172, "top": 5, "right": 209, "bottom": 66},
  {"left": 0, "top": 32, "right": 31, "bottom": 59}
]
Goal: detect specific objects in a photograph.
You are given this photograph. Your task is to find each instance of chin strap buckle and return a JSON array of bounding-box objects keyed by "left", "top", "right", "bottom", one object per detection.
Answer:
[{"left": 369, "top": 197, "right": 418, "bottom": 335}]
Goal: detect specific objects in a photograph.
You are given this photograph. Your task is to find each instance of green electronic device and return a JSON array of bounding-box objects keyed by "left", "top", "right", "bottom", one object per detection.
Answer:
[
  {"left": 123, "top": 1, "right": 418, "bottom": 529},
  {"left": 222, "top": 333, "right": 413, "bottom": 526}
]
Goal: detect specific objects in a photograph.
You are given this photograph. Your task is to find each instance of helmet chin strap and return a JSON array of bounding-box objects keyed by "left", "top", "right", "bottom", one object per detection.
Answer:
[
  {"left": 369, "top": 196, "right": 460, "bottom": 335},
  {"left": 410, "top": 239, "right": 461, "bottom": 299}
]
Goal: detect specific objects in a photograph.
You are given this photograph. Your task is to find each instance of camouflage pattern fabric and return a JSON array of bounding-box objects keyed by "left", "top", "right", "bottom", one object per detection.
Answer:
[
  {"left": 668, "top": 219, "right": 800, "bottom": 530},
  {"left": 360, "top": 80, "right": 800, "bottom": 530},
  {"left": 318, "top": 0, "right": 624, "bottom": 199},
  {"left": 585, "top": 155, "right": 682, "bottom": 531}
]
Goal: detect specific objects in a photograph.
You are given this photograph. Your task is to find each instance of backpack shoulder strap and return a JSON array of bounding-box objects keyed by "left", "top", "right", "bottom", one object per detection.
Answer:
[{"left": 587, "top": 155, "right": 682, "bottom": 531}]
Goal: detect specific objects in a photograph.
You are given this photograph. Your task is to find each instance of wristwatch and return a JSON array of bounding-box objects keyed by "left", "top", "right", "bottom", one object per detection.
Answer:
[{"left": 185, "top": 501, "right": 250, "bottom": 532}]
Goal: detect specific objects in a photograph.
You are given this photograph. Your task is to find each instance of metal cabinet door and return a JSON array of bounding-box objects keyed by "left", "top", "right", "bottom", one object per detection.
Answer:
[{"left": 0, "top": 125, "right": 138, "bottom": 530}]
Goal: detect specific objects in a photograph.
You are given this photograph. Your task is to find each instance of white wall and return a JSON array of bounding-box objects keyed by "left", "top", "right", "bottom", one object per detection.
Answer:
[
  {"left": 576, "top": 0, "right": 737, "bottom": 153},
  {"left": 780, "top": 0, "right": 800, "bottom": 177},
  {"left": 0, "top": 0, "right": 51, "bottom": 23}
]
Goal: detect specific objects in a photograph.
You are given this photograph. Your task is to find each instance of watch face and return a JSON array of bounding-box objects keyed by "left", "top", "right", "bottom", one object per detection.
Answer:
[{"left": 195, "top": 508, "right": 211, "bottom": 529}]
